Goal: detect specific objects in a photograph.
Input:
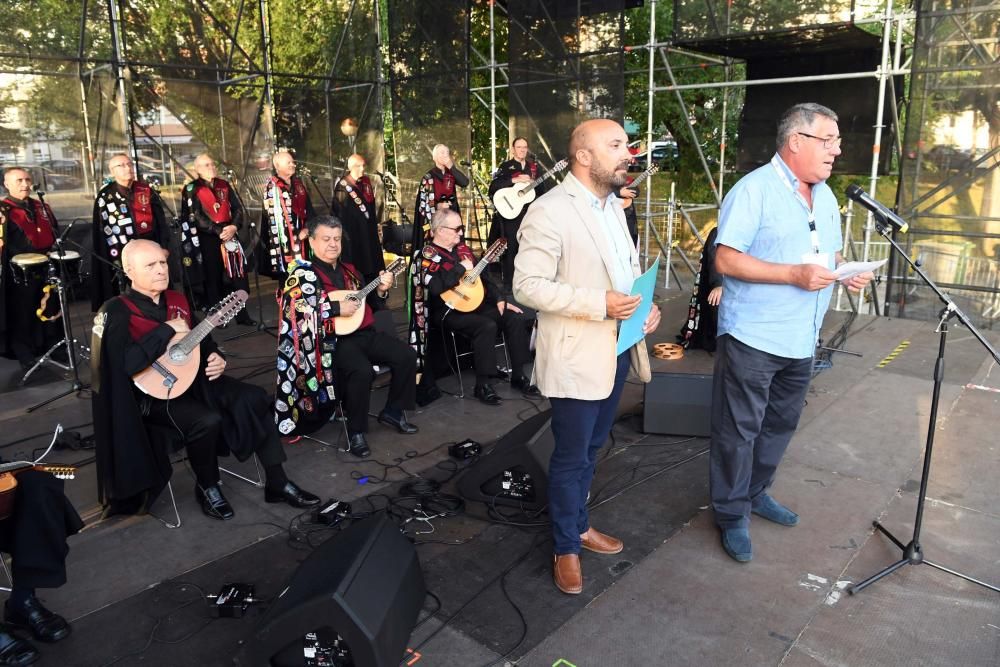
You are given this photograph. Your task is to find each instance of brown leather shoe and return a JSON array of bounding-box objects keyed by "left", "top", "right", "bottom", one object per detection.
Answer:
[
  {"left": 580, "top": 527, "right": 623, "bottom": 555},
  {"left": 553, "top": 554, "right": 583, "bottom": 595}
]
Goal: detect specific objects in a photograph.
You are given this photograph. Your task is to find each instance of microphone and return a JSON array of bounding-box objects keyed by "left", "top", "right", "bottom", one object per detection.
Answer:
[
  {"left": 33, "top": 184, "right": 47, "bottom": 197},
  {"left": 459, "top": 160, "right": 472, "bottom": 167},
  {"left": 57, "top": 218, "right": 80, "bottom": 244},
  {"left": 845, "top": 184, "right": 909, "bottom": 233}
]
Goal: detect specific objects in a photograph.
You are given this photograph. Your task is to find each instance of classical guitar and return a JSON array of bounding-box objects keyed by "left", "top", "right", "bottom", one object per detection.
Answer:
[
  {"left": 441, "top": 238, "right": 508, "bottom": 313},
  {"left": 492, "top": 159, "right": 569, "bottom": 220},
  {"left": 328, "top": 258, "right": 407, "bottom": 336},
  {"left": 0, "top": 462, "right": 76, "bottom": 521},
  {"left": 132, "top": 290, "right": 248, "bottom": 400}
]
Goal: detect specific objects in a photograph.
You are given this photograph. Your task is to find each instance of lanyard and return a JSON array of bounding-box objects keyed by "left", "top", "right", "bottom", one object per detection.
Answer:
[{"left": 771, "top": 157, "right": 820, "bottom": 254}]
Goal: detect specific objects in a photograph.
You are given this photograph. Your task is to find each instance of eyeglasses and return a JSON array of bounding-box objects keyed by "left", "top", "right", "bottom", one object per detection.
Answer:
[
  {"left": 443, "top": 225, "right": 464, "bottom": 233},
  {"left": 797, "top": 132, "right": 842, "bottom": 149}
]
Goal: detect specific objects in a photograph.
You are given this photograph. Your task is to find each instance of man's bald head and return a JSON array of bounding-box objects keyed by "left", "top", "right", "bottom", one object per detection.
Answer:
[
  {"left": 194, "top": 153, "right": 218, "bottom": 181},
  {"left": 122, "top": 239, "right": 171, "bottom": 297},
  {"left": 121, "top": 239, "right": 166, "bottom": 273},
  {"left": 347, "top": 154, "right": 365, "bottom": 170},
  {"left": 272, "top": 151, "right": 296, "bottom": 180},
  {"left": 567, "top": 119, "right": 631, "bottom": 198}
]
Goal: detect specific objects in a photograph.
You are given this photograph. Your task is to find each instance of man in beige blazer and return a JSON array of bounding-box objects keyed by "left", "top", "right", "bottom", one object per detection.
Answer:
[{"left": 514, "top": 119, "right": 661, "bottom": 594}]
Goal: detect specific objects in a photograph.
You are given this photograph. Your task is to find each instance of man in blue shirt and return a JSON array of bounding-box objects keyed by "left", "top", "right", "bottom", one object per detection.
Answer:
[{"left": 712, "top": 103, "right": 873, "bottom": 562}]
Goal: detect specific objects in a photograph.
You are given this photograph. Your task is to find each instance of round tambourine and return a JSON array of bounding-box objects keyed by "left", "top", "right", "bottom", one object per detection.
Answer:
[{"left": 651, "top": 342, "right": 684, "bottom": 360}]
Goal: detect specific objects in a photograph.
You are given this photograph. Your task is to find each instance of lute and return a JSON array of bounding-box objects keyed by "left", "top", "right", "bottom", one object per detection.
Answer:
[
  {"left": 492, "top": 159, "right": 568, "bottom": 220},
  {"left": 441, "top": 238, "right": 508, "bottom": 312},
  {"left": 327, "top": 258, "right": 407, "bottom": 335},
  {"left": 132, "top": 290, "right": 248, "bottom": 399}
]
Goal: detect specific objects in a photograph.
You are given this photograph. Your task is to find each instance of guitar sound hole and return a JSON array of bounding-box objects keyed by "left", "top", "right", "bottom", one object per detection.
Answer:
[{"left": 168, "top": 345, "right": 187, "bottom": 363}]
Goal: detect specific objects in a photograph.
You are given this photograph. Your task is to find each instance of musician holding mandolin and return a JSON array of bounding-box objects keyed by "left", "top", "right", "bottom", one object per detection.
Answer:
[
  {"left": 0, "top": 464, "right": 82, "bottom": 664},
  {"left": 91, "top": 240, "right": 319, "bottom": 522},
  {"left": 275, "top": 216, "right": 417, "bottom": 458},
  {"left": 418, "top": 209, "right": 537, "bottom": 406}
]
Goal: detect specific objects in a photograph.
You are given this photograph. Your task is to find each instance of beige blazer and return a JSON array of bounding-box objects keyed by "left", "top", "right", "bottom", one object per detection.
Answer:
[{"left": 513, "top": 171, "right": 652, "bottom": 400}]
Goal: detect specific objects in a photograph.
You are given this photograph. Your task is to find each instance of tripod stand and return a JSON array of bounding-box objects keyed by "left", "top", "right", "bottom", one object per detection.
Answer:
[
  {"left": 849, "top": 216, "right": 1000, "bottom": 596},
  {"left": 23, "top": 221, "right": 90, "bottom": 412}
]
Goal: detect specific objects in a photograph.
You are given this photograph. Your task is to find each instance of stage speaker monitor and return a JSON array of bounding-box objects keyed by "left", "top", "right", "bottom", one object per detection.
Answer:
[
  {"left": 643, "top": 372, "right": 712, "bottom": 437},
  {"left": 457, "top": 409, "right": 555, "bottom": 512},
  {"left": 236, "top": 514, "right": 426, "bottom": 667}
]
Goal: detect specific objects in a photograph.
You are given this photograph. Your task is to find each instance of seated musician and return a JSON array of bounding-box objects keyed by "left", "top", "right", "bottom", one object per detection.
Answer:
[
  {"left": 275, "top": 216, "right": 418, "bottom": 459},
  {"left": 0, "top": 467, "right": 83, "bottom": 665},
  {"left": 419, "top": 209, "right": 537, "bottom": 405},
  {"left": 0, "top": 167, "right": 62, "bottom": 371},
  {"left": 91, "top": 240, "right": 319, "bottom": 521}
]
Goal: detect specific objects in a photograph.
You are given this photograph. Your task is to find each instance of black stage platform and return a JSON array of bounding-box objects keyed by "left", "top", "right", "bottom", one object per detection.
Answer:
[{"left": 1, "top": 278, "right": 997, "bottom": 666}]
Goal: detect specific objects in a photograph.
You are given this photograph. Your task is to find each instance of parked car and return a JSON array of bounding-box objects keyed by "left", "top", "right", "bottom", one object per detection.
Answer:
[{"left": 629, "top": 141, "right": 680, "bottom": 172}]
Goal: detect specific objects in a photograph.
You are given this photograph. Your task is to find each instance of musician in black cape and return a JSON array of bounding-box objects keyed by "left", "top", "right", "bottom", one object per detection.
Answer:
[
  {"left": 1, "top": 167, "right": 62, "bottom": 371},
  {"left": 90, "top": 154, "right": 171, "bottom": 312},
  {"left": 178, "top": 153, "right": 255, "bottom": 325},
  {"left": 0, "top": 467, "right": 82, "bottom": 665},
  {"left": 332, "top": 153, "right": 385, "bottom": 285},
  {"left": 91, "top": 239, "right": 319, "bottom": 521},
  {"left": 412, "top": 143, "right": 469, "bottom": 245},
  {"left": 487, "top": 137, "right": 549, "bottom": 292}
]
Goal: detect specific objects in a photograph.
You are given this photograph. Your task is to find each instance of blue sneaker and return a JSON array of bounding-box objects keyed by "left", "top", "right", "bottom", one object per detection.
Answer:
[
  {"left": 721, "top": 527, "right": 752, "bottom": 562},
  {"left": 752, "top": 494, "right": 799, "bottom": 526}
]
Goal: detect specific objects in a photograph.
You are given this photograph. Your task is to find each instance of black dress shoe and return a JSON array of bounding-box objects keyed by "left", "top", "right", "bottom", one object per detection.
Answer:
[
  {"left": 346, "top": 432, "right": 371, "bottom": 458},
  {"left": 195, "top": 484, "right": 235, "bottom": 521},
  {"left": 474, "top": 383, "right": 502, "bottom": 406},
  {"left": 4, "top": 597, "right": 70, "bottom": 644},
  {"left": 511, "top": 375, "right": 542, "bottom": 398},
  {"left": 0, "top": 626, "right": 37, "bottom": 666},
  {"left": 377, "top": 410, "right": 418, "bottom": 434},
  {"left": 265, "top": 480, "right": 321, "bottom": 508}
]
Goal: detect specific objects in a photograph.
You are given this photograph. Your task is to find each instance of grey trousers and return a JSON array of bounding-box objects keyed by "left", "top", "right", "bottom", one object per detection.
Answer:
[{"left": 710, "top": 334, "right": 813, "bottom": 529}]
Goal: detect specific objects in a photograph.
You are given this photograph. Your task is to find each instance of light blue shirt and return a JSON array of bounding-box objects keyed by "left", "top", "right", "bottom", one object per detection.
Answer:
[
  {"left": 715, "top": 153, "right": 843, "bottom": 359},
  {"left": 578, "top": 178, "right": 634, "bottom": 294}
]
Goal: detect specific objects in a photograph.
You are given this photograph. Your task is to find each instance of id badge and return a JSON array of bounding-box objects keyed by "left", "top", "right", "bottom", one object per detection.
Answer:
[{"left": 801, "top": 252, "right": 830, "bottom": 268}]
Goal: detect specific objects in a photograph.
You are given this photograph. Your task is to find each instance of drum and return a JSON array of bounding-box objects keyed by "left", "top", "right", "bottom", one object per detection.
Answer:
[
  {"left": 10, "top": 253, "right": 49, "bottom": 286},
  {"left": 48, "top": 249, "right": 82, "bottom": 284}
]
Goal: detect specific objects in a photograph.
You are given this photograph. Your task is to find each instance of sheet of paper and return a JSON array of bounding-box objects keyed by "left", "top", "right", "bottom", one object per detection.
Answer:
[
  {"left": 833, "top": 258, "right": 887, "bottom": 281},
  {"left": 616, "top": 255, "right": 660, "bottom": 356}
]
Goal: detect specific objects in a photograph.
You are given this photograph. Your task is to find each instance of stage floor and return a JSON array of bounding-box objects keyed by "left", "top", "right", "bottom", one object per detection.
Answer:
[{"left": 1, "top": 278, "right": 997, "bottom": 667}]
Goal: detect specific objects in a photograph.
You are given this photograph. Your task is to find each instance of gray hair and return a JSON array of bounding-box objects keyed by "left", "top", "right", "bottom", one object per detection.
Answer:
[
  {"left": 430, "top": 207, "right": 459, "bottom": 233},
  {"left": 776, "top": 103, "right": 839, "bottom": 151},
  {"left": 307, "top": 215, "right": 343, "bottom": 238}
]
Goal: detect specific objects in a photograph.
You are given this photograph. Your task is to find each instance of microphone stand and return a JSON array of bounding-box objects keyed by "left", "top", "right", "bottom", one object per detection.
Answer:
[
  {"left": 849, "top": 214, "right": 1000, "bottom": 596},
  {"left": 24, "top": 217, "right": 91, "bottom": 411},
  {"left": 463, "top": 162, "right": 494, "bottom": 249},
  {"left": 374, "top": 170, "right": 415, "bottom": 258},
  {"left": 223, "top": 173, "right": 278, "bottom": 342}
]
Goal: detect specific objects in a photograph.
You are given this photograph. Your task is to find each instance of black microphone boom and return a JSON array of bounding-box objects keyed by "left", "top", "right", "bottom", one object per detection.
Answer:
[
  {"left": 459, "top": 160, "right": 472, "bottom": 167},
  {"left": 846, "top": 184, "right": 909, "bottom": 234}
]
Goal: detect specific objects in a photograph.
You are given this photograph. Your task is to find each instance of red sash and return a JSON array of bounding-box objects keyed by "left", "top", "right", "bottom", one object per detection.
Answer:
[
  {"left": 119, "top": 290, "right": 192, "bottom": 342},
  {"left": 511, "top": 161, "right": 539, "bottom": 180},
  {"left": 316, "top": 262, "right": 374, "bottom": 333},
  {"left": 432, "top": 169, "right": 456, "bottom": 203},
  {"left": 131, "top": 181, "right": 156, "bottom": 234},
  {"left": 194, "top": 178, "right": 232, "bottom": 224},
  {"left": 354, "top": 175, "right": 375, "bottom": 204},
  {"left": 3, "top": 197, "right": 56, "bottom": 250}
]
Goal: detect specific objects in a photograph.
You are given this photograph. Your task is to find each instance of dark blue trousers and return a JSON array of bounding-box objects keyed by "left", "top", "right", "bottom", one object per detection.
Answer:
[
  {"left": 710, "top": 334, "right": 813, "bottom": 529},
  {"left": 548, "top": 352, "right": 630, "bottom": 554}
]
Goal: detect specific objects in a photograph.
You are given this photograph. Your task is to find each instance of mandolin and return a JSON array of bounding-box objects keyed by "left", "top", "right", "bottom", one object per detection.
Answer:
[
  {"left": 326, "top": 258, "right": 407, "bottom": 335},
  {"left": 0, "top": 462, "right": 76, "bottom": 521},
  {"left": 492, "top": 159, "right": 569, "bottom": 220},
  {"left": 441, "top": 238, "right": 508, "bottom": 313},
  {"left": 132, "top": 290, "right": 248, "bottom": 399}
]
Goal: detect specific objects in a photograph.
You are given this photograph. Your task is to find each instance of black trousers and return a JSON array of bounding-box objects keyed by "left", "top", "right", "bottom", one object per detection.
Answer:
[
  {"left": 5, "top": 275, "right": 61, "bottom": 367},
  {"left": 709, "top": 334, "right": 812, "bottom": 529},
  {"left": 144, "top": 376, "right": 286, "bottom": 487},
  {"left": 199, "top": 234, "right": 251, "bottom": 311},
  {"left": 438, "top": 303, "right": 531, "bottom": 385},
  {"left": 334, "top": 328, "right": 417, "bottom": 434},
  {"left": 0, "top": 470, "right": 83, "bottom": 589}
]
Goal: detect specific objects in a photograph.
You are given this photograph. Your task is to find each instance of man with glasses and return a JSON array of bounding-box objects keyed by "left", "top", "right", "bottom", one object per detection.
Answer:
[
  {"left": 709, "top": 103, "right": 872, "bottom": 563},
  {"left": 416, "top": 208, "right": 534, "bottom": 405},
  {"left": 91, "top": 153, "right": 169, "bottom": 310}
]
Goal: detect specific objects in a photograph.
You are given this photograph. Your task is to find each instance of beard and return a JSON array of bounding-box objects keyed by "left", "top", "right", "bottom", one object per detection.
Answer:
[{"left": 589, "top": 159, "right": 629, "bottom": 194}]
